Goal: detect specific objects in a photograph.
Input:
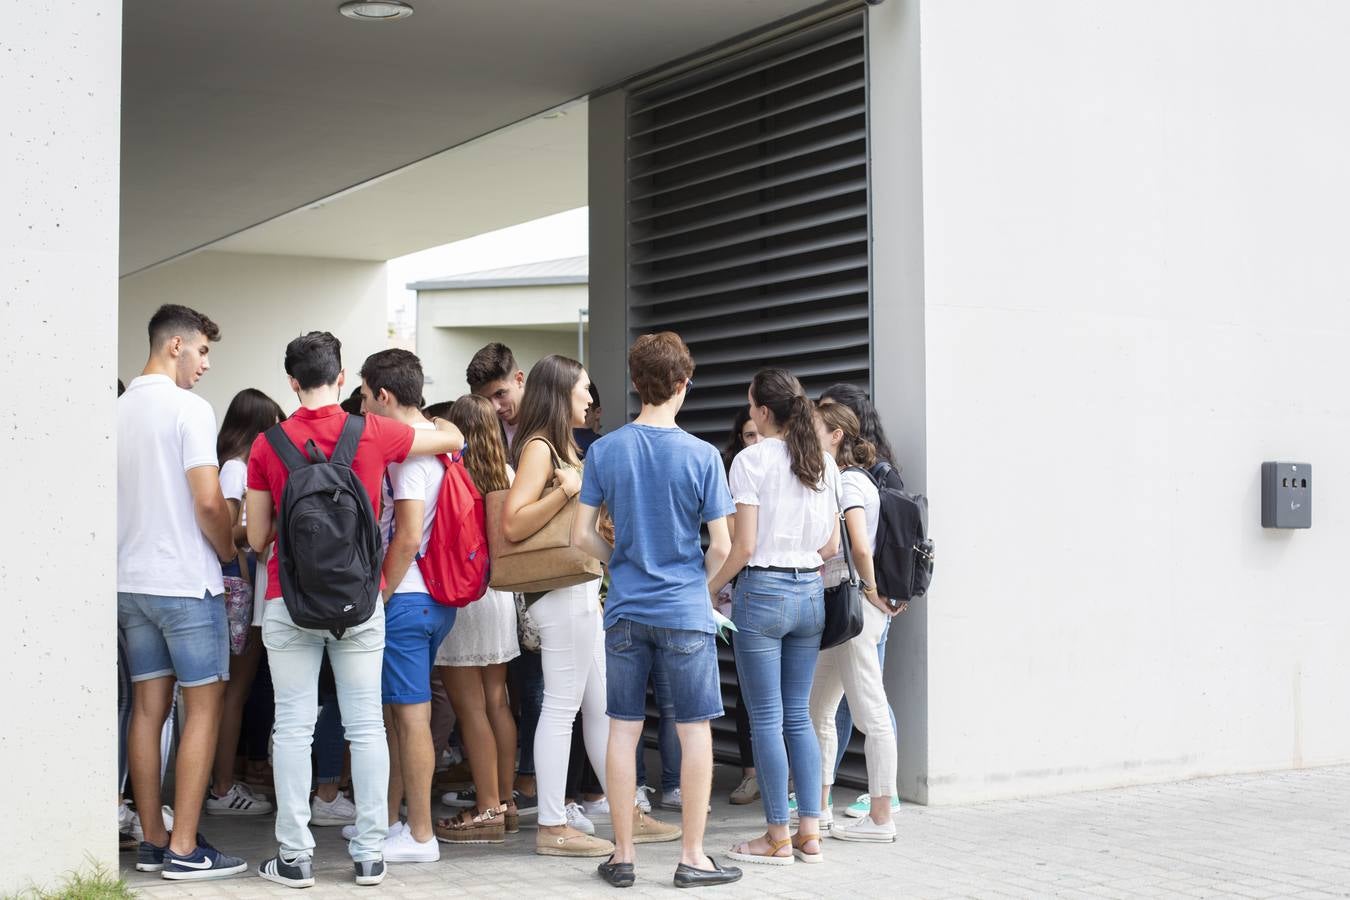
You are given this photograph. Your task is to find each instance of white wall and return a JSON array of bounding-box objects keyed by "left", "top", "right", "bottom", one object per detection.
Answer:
[
  {"left": 910, "top": 0, "right": 1350, "bottom": 802},
  {"left": 120, "top": 252, "right": 388, "bottom": 419},
  {"left": 418, "top": 324, "right": 589, "bottom": 405},
  {"left": 0, "top": 1, "right": 121, "bottom": 890},
  {"left": 870, "top": 0, "right": 930, "bottom": 805}
]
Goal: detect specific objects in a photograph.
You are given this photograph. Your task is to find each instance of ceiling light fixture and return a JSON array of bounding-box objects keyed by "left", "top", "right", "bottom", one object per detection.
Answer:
[{"left": 338, "top": 1, "right": 414, "bottom": 22}]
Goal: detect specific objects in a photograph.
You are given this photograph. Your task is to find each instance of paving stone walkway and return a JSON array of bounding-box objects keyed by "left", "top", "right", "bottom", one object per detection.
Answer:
[{"left": 120, "top": 764, "right": 1350, "bottom": 898}]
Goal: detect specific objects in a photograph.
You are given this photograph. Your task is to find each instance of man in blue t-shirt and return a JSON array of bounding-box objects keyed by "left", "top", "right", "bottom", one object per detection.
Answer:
[{"left": 574, "top": 332, "right": 742, "bottom": 890}]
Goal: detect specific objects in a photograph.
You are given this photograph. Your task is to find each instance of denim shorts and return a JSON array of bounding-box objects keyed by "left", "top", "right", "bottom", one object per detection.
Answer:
[
  {"left": 117, "top": 591, "right": 230, "bottom": 687},
  {"left": 382, "top": 592, "right": 456, "bottom": 705},
  {"left": 605, "top": 618, "right": 724, "bottom": 723}
]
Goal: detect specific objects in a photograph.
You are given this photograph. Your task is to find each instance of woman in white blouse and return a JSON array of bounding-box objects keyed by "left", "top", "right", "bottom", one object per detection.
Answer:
[{"left": 709, "top": 369, "right": 840, "bottom": 866}]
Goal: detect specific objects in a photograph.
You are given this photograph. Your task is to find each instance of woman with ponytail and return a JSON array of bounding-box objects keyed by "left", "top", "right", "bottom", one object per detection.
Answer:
[
  {"left": 709, "top": 368, "right": 841, "bottom": 866},
  {"left": 808, "top": 402, "right": 899, "bottom": 843}
]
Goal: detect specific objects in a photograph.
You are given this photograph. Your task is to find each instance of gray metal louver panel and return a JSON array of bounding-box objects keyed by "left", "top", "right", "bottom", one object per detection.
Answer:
[{"left": 625, "top": 10, "right": 872, "bottom": 790}]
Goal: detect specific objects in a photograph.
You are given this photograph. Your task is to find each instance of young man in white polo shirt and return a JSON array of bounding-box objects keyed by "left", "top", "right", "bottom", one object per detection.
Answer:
[{"left": 118, "top": 304, "right": 247, "bottom": 880}]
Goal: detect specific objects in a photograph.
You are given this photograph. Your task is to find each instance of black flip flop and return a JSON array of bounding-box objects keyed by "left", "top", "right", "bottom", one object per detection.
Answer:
[
  {"left": 673, "top": 856, "right": 744, "bottom": 888},
  {"left": 597, "top": 854, "right": 636, "bottom": 888}
]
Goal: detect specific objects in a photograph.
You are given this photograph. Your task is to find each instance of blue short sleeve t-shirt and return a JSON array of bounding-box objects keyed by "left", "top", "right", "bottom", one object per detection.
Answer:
[{"left": 579, "top": 423, "right": 735, "bottom": 633}]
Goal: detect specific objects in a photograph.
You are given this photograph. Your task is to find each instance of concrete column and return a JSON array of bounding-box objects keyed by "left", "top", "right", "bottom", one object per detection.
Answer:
[
  {"left": 868, "top": 0, "right": 930, "bottom": 805},
  {"left": 0, "top": 0, "right": 122, "bottom": 889},
  {"left": 587, "top": 88, "right": 630, "bottom": 431}
]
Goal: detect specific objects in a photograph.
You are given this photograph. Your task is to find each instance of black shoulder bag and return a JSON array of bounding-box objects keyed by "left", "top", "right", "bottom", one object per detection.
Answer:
[{"left": 820, "top": 489, "right": 864, "bottom": 650}]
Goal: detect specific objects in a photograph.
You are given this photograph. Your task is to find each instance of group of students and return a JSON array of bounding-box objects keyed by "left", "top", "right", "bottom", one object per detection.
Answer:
[{"left": 116, "top": 303, "right": 908, "bottom": 890}]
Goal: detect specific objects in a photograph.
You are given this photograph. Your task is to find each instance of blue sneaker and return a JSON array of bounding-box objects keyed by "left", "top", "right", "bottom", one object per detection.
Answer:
[
  {"left": 135, "top": 840, "right": 167, "bottom": 873},
  {"left": 162, "top": 840, "right": 248, "bottom": 881},
  {"left": 843, "top": 793, "right": 901, "bottom": 819},
  {"left": 259, "top": 854, "right": 316, "bottom": 889}
]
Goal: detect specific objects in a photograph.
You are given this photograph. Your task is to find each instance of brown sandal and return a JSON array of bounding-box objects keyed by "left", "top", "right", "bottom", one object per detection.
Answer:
[
  {"left": 792, "top": 832, "right": 824, "bottom": 864},
  {"left": 727, "top": 834, "right": 794, "bottom": 867},
  {"left": 434, "top": 806, "right": 506, "bottom": 845}
]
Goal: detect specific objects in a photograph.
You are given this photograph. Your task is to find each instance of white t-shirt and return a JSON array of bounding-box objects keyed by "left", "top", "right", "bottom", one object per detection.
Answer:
[
  {"left": 220, "top": 457, "right": 246, "bottom": 502},
  {"left": 117, "top": 374, "right": 226, "bottom": 598},
  {"left": 379, "top": 421, "right": 445, "bottom": 596},
  {"left": 728, "top": 437, "right": 841, "bottom": 569},
  {"left": 825, "top": 467, "right": 880, "bottom": 585}
]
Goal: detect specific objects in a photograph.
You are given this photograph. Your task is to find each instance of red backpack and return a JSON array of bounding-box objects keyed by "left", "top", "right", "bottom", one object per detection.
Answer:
[{"left": 416, "top": 453, "right": 490, "bottom": 607}]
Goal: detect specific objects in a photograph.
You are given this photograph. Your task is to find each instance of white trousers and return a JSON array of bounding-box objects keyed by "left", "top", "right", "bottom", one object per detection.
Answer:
[
  {"left": 530, "top": 579, "right": 608, "bottom": 826},
  {"left": 809, "top": 600, "right": 897, "bottom": 798}
]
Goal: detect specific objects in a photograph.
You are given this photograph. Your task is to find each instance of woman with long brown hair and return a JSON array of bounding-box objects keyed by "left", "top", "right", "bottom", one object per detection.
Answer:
[
  {"left": 809, "top": 401, "right": 898, "bottom": 843},
  {"left": 709, "top": 368, "right": 841, "bottom": 866},
  {"left": 502, "top": 355, "right": 616, "bottom": 858},
  {"left": 434, "top": 395, "right": 520, "bottom": 845},
  {"left": 205, "top": 388, "right": 283, "bottom": 818}
]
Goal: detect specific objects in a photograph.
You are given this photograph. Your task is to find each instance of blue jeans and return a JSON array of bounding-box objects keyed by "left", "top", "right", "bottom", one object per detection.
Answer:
[
  {"left": 634, "top": 654, "right": 681, "bottom": 792},
  {"left": 118, "top": 591, "right": 229, "bottom": 687},
  {"left": 834, "top": 617, "right": 898, "bottom": 780},
  {"left": 315, "top": 692, "right": 344, "bottom": 784},
  {"left": 732, "top": 568, "right": 824, "bottom": 825},
  {"left": 509, "top": 649, "right": 544, "bottom": 777},
  {"left": 263, "top": 599, "right": 387, "bottom": 863}
]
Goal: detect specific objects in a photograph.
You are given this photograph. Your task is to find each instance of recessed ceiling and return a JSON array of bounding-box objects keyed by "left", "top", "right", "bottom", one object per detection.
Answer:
[
  {"left": 209, "top": 101, "right": 587, "bottom": 262},
  {"left": 120, "top": 0, "right": 832, "bottom": 276}
]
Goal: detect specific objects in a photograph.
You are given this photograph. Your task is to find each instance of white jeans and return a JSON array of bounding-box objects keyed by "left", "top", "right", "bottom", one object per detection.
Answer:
[
  {"left": 809, "top": 600, "right": 897, "bottom": 798},
  {"left": 263, "top": 599, "right": 388, "bottom": 862},
  {"left": 530, "top": 579, "right": 607, "bottom": 826}
]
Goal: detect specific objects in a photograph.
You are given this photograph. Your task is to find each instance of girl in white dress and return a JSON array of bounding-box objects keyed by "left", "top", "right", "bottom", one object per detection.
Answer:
[{"left": 434, "top": 394, "right": 521, "bottom": 843}]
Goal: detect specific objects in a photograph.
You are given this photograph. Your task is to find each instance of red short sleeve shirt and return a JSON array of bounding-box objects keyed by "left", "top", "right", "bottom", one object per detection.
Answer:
[{"left": 247, "top": 405, "right": 415, "bottom": 600}]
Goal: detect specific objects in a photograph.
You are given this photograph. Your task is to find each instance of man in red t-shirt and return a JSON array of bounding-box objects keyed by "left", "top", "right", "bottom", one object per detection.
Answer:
[{"left": 245, "top": 332, "right": 463, "bottom": 889}]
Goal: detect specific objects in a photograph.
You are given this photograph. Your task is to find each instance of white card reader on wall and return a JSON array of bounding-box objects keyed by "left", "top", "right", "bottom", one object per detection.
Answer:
[{"left": 1261, "top": 462, "right": 1311, "bottom": 529}]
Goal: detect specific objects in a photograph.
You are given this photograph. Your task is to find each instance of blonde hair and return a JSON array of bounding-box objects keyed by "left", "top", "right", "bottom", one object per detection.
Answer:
[{"left": 448, "top": 394, "right": 511, "bottom": 494}]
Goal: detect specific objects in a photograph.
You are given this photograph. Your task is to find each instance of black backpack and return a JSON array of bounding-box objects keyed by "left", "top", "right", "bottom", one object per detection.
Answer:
[
  {"left": 857, "top": 462, "right": 935, "bottom": 603},
  {"left": 265, "top": 415, "right": 382, "bottom": 637}
]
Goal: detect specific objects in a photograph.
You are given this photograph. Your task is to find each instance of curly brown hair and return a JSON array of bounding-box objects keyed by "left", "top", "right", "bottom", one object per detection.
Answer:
[{"left": 448, "top": 394, "right": 511, "bottom": 494}]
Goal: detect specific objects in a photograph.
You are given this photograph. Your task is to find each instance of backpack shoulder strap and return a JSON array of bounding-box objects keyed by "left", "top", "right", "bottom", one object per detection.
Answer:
[
  {"left": 332, "top": 414, "right": 366, "bottom": 467},
  {"left": 264, "top": 423, "right": 308, "bottom": 473},
  {"left": 845, "top": 465, "right": 879, "bottom": 487}
]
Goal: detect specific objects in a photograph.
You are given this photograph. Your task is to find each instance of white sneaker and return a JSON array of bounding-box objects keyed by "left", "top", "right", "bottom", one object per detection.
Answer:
[
  {"left": 343, "top": 820, "right": 403, "bottom": 841},
  {"left": 564, "top": 801, "right": 596, "bottom": 835},
  {"left": 118, "top": 800, "right": 136, "bottom": 833},
  {"left": 830, "top": 814, "right": 896, "bottom": 843},
  {"left": 382, "top": 827, "right": 440, "bottom": 863},
  {"left": 206, "top": 782, "right": 274, "bottom": 816},
  {"left": 581, "top": 796, "right": 610, "bottom": 819},
  {"left": 788, "top": 795, "right": 833, "bottom": 832},
  {"left": 635, "top": 785, "right": 653, "bottom": 814},
  {"left": 130, "top": 805, "right": 175, "bottom": 842},
  {"left": 312, "top": 792, "right": 358, "bottom": 826},
  {"left": 661, "top": 787, "right": 710, "bottom": 813}
]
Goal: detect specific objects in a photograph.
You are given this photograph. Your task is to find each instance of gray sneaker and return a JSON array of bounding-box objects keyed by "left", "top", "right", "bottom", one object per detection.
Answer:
[
  {"left": 258, "top": 854, "right": 315, "bottom": 889},
  {"left": 354, "top": 859, "right": 386, "bottom": 886}
]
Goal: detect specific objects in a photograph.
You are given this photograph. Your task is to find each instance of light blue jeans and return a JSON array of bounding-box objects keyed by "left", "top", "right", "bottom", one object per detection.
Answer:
[
  {"left": 263, "top": 599, "right": 387, "bottom": 863},
  {"left": 731, "top": 568, "right": 824, "bottom": 825}
]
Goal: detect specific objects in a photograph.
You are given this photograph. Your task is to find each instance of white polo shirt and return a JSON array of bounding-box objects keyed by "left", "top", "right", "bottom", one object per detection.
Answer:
[{"left": 117, "top": 374, "right": 225, "bottom": 598}]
